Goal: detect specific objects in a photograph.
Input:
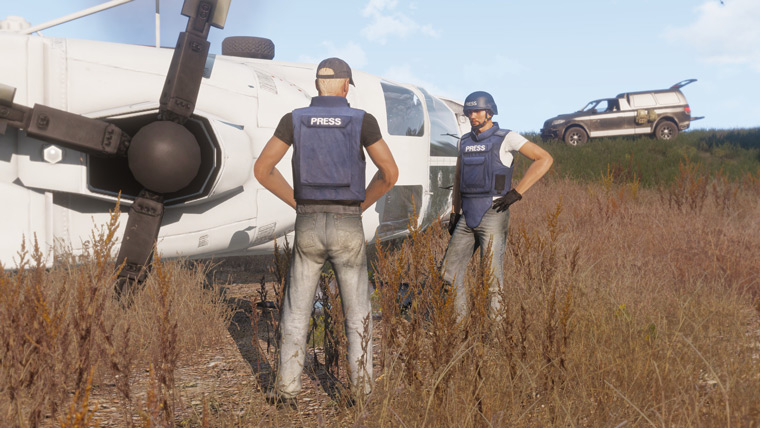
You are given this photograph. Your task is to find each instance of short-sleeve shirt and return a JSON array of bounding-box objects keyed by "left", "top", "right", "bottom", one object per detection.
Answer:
[
  {"left": 274, "top": 112, "right": 383, "bottom": 149},
  {"left": 498, "top": 131, "right": 529, "bottom": 166}
]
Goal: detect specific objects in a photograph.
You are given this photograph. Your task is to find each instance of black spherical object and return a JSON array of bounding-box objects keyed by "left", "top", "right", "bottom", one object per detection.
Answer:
[{"left": 128, "top": 121, "right": 201, "bottom": 194}]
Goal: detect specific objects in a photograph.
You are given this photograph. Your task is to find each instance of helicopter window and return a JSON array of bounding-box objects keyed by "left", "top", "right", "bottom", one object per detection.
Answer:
[
  {"left": 420, "top": 88, "right": 459, "bottom": 156},
  {"left": 381, "top": 82, "right": 424, "bottom": 137}
]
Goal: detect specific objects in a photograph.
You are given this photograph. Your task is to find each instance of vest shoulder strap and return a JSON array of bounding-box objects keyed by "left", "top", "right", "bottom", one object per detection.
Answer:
[
  {"left": 494, "top": 128, "right": 510, "bottom": 138},
  {"left": 459, "top": 132, "right": 473, "bottom": 149}
]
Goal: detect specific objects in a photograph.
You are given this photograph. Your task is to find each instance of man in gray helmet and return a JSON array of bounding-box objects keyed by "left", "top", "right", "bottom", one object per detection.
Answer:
[
  {"left": 442, "top": 91, "right": 553, "bottom": 321},
  {"left": 254, "top": 57, "right": 398, "bottom": 406}
]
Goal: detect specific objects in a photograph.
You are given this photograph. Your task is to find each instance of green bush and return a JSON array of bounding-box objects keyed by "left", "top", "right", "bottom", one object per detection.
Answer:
[{"left": 517, "top": 128, "right": 760, "bottom": 187}]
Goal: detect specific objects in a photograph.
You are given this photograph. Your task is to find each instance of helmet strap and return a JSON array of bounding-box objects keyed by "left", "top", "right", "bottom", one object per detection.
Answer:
[{"left": 472, "top": 113, "right": 493, "bottom": 131}]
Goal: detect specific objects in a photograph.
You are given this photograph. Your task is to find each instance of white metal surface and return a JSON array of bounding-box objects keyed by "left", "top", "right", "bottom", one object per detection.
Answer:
[{"left": 0, "top": 24, "right": 460, "bottom": 268}]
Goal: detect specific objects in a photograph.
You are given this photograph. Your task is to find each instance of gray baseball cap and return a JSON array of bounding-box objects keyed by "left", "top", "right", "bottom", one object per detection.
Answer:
[{"left": 316, "top": 57, "right": 355, "bottom": 85}]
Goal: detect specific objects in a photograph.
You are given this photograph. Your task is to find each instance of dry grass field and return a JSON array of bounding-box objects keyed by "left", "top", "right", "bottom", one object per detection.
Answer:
[{"left": 1, "top": 159, "right": 759, "bottom": 427}]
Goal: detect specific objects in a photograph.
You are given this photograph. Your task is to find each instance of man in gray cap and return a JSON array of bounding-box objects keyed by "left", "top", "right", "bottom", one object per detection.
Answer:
[{"left": 254, "top": 57, "right": 398, "bottom": 407}]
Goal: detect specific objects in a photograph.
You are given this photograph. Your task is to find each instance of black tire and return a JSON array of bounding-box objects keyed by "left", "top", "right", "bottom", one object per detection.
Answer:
[
  {"left": 222, "top": 36, "right": 275, "bottom": 60},
  {"left": 654, "top": 121, "right": 678, "bottom": 140},
  {"left": 563, "top": 127, "right": 588, "bottom": 146}
]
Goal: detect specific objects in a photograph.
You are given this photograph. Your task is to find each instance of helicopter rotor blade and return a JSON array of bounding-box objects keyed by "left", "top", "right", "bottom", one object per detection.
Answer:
[
  {"left": 116, "top": 0, "right": 229, "bottom": 291},
  {"left": 0, "top": 95, "right": 130, "bottom": 157},
  {"left": 115, "top": 190, "right": 165, "bottom": 286},
  {"left": 158, "top": 0, "right": 230, "bottom": 124},
  {"left": 3, "top": 2, "right": 230, "bottom": 294}
]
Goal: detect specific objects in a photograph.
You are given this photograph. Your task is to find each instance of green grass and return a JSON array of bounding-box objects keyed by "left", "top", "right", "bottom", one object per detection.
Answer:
[{"left": 517, "top": 128, "right": 760, "bottom": 187}]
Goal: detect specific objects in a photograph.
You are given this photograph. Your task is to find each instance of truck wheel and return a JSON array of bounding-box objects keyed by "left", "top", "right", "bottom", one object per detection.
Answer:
[
  {"left": 222, "top": 36, "right": 275, "bottom": 60},
  {"left": 654, "top": 121, "right": 678, "bottom": 140},
  {"left": 564, "top": 127, "right": 588, "bottom": 146}
]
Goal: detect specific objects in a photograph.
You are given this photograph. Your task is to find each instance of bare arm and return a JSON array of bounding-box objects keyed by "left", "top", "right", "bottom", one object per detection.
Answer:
[
  {"left": 253, "top": 136, "right": 297, "bottom": 210},
  {"left": 360, "top": 139, "right": 399, "bottom": 212},
  {"left": 514, "top": 141, "right": 553, "bottom": 195}
]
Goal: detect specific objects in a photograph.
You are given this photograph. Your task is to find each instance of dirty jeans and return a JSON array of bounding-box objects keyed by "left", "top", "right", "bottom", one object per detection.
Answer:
[
  {"left": 276, "top": 211, "right": 373, "bottom": 398},
  {"left": 441, "top": 207, "right": 509, "bottom": 321}
]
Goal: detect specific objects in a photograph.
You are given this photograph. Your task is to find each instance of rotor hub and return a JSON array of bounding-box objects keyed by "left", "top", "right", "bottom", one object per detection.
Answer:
[{"left": 128, "top": 121, "right": 201, "bottom": 194}]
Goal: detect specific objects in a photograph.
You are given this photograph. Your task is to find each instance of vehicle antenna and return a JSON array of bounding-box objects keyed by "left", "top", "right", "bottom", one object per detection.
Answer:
[{"left": 155, "top": 0, "right": 160, "bottom": 48}]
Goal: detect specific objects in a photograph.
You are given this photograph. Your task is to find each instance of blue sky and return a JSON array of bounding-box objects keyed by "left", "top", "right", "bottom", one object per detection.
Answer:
[{"left": 2, "top": 0, "right": 759, "bottom": 132}]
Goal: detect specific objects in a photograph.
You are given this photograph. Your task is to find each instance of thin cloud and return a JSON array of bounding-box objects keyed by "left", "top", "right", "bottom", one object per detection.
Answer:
[
  {"left": 665, "top": 0, "right": 760, "bottom": 72},
  {"left": 360, "top": 0, "right": 440, "bottom": 45},
  {"left": 462, "top": 55, "right": 528, "bottom": 83},
  {"left": 362, "top": 0, "right": 398, "bottom": 15},
  {"left": 383, "top": 64, "right": 451, "bottom": 98},
  {"left": 299, "top": 41, "right": 368, "bottom": 69}
]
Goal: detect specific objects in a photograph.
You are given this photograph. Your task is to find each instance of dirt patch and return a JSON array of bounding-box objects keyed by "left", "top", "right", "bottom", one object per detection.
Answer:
[{"left": 83, "top": 258, "right": 377, "bottom": 427}]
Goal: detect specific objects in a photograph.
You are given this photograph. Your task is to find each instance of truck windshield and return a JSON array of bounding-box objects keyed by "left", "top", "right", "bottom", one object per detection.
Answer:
[
  {"left": 580, "top": 100, "right": 601, "bottom": 112},
  {"left": 580, "top": 99, "right": 614, "bottom": 113}
]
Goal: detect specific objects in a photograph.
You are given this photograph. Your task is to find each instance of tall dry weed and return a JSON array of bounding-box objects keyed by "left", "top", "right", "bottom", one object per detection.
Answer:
[
  {"left": 0, "top": 203, "right": 121, "bottom": 427},
  {"left": 0, "top": 238, "right": 70, "bottom": 427},
  {"left": 4, "top": 160, "right": 758, "bottom": 426},
  {"left": 320, "top": 271, "right": 348, "bottom": 382},
  {"left": 0, "top": 205, "right": 233, "bottom": 427},
  {"left": 267, "top": 237, "right": 290, "bottom": 356},
  {"left": 664, "top": 156, "right": 709, "bottom": 213},
  {"left": 359, "top": 168, "right": 759, "bottom": 427}
]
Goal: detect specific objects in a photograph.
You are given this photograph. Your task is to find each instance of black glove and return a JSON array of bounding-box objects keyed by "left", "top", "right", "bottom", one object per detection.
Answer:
[
  {"left": 447, "top": 212, "right": 461, "bottom": 235},
  {"left": 492, "top": 189, "right": 522, "bottom": 213}
]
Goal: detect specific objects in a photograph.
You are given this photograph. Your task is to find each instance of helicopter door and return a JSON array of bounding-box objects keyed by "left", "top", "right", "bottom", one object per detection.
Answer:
[
  {"left": 420, "top": 88, "right": 458, "bottom": 226},
  {"left": 375, "top": 82, "right": 426, "bottom": 239}
]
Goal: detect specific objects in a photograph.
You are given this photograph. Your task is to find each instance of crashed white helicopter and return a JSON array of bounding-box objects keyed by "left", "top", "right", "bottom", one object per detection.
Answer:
[{"left": 0, "top": 0, "right": 467, "bottom": 279}]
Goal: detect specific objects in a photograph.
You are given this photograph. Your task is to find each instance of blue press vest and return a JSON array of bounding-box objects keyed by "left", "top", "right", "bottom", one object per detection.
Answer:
[
  {"left": 459, "top": 123, "right": 513, "bottom": 228},
  {"left": 292, "top": 96, "right": 366, "bottom": 201}
]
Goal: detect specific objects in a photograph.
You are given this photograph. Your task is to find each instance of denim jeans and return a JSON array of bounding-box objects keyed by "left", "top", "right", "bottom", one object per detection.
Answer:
[
  {"left": 276, "top": 211, "right": 373, "bottom": 398},
  {"left": 441, "top": 207, "right": 509, "bottom": 321}
]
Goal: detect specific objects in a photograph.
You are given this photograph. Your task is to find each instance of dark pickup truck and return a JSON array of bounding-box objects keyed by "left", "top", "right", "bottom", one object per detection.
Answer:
[{"left": 541, "top": 79, "right": 703, "bottom": 146}]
